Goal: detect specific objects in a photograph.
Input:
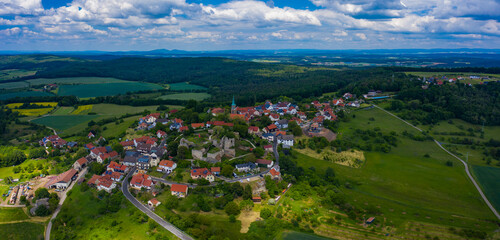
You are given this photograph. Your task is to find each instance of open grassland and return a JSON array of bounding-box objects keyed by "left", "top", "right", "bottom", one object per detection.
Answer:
[
  {"left": 0, "top": 91, "right": 53, "bottom": 100},
  {"left": 0, "top": 82, "right": 29, "bottom": 90},
  {"left": 12, "top": 108, "right": 53, "bottom": 116},
  {"left": 31, "top": 115, "right": 99, "bottom": 131},
  {"left": 280, "top": 231, "right": 332, "bottom": 240},
  {"left": 0, "top": 158, "right": 50, "bottom": 180},
  {"left": 91, "top": 104, "right": 159, "bottom": 115},
  {"left": 296, "top": 148, "right": 365, "bottom": 168},
  {"left": 0, "top": 222, "right": 45, "bottom": 240},
  {"left": 405, "top": 72, "right": 500, "bottom": 84},
  {"left": 52, "top": 106, "right": 74, "bottom": 115},
  {"left": 472, "top": 165, "right": 500, "bottom": 212},
  {"left": 71, "top": 105, "right": 93, "bottom": 115},
  {"left": 58, "top": 82, "right": 163, "bottom": 98},
  {"left": 296, "top": 107, "right": 498, "bottom": 234},
  {"left": 26, "top": 77, "right": 129, "bottom": 85},
  {"left": 157, "top": 92, "right": 211, "bottom": 101},
  {"left": 0, "top": 207, "right": 29, "bottom": 222},
  {"left": 101, "top": 116, "right": 137, "bottom": 138},
  {"left": 0, "top": 69, "right": 37, "bottom": 81},
  {"left": 168, "top": 82, "right": 207, "bottom": 91},
  {"left": 52, "top": 185, "right": 176, "bottom": 240}
]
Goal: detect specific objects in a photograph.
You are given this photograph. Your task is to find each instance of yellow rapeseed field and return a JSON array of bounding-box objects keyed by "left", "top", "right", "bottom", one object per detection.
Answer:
[
  {"left": 72, "top": 105, "right": 93, "bottom": 114},
  {"left": 12, "top": 108, "right": 54, "bottom": 116}
]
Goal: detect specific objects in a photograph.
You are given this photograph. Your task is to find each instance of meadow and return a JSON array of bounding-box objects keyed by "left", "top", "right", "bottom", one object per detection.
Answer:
[
  {"left": 100, "top": 116, "right": 137, "bottom": 138},
  {"left": 0, "top": 158, "right": 50, "bottom": 180},
  {"left": 280, "top": 231, "right": 333, "bottom": 240},
  {"left": 157, "top": 92, "right": 211, "bottom": 101},
  {"left": 71, "top": 105, "right": 93, "bottom": 115},
  {"left": 12, "top": 108, "right": 54, "bottom": 116},
  {"left": 51, "top": 184, "right": 176, "bottom": 240},
  {"left": 472, "top": 165, "right": 500, "bottom": 212},
  {"left": 0, "top": 91, "right": 53, "bottom": 100},
  {"left": 52, "top": 107, "right": 74, "bottom": 115},
  {"left": 0, "top": 81, "right": 29, "bottom": 90},
  {"left": 0, "top": 222, "right": 45, "bottom": 240},
  {"left": 58, "top": 82, "right": 163, "bottom": 98},
  {"left": 0, "top": 207, "right": 29, "bottom": 222},
  {"left": 0, "top": 69, "right": 37, "bottom": 81},
  {"left": 168, "top": 82, "right": 207, "bottom": 91},
  {"left": 31, "top": 115, "right": 99, "bottom": 131}
]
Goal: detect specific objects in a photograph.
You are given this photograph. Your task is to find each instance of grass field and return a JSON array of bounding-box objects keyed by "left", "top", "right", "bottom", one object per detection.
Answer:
[
  {"left": 0, "top": 69, "right": 37, "bottom": 81},
  {"left": 91, "top": 104, "right": 159, "bottom": 115},
  {"left": 0, "top": 222, "right": 45, "bottom": 240},
  {"left": 72, "top": 105, "right": 93, "bottom": 115},
  {"left": 168, "top": 82, "right": 207, "bottom": 91},
  {"left": 0, "top": 82, "right": 30, "bottom": 90},
  {"left": 157, "top": 92, "right": 211, "bottom": 101},
  {"left": 0, "top": 91, "right": 53, "bottom": 100},
  {"left": 31, "top": 115, "right": 99, "bottom": 131},
  {"left": 0, "top": 159, "right": 50, "bottom": 180},
  {"left": 295, "top": 107, "right": 498, "bottom": 233},
  {"left": 12, "top": 108, "right": 54, "bottom": 116},
  {"left": 472, "top": 165, "right": 500, "bottom": 212},
  {"left": 52, "top": 107, "right": 74, "bottom": 115},
  {"left": 26, "top": 77, "right": 129, "bottom": 86},
  {"left": 101, "top": 116, "right": 137, "bottom": 138},
  {"left": 0, "top": 207, "right": 29, "bottom": 222},
  {"left": 405, "top": 72, "right": 500, "bottom": 84},
  {"left": 58, "top": 82, "right": 163, "bottom": 98},
  {"left": 52, "top": 184, "right": 175, "bottom": 240}
]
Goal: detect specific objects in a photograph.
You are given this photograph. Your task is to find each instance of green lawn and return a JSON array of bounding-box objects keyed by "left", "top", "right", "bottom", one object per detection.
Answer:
[
  {"left": 51, "top": 184, "right": 176, "bottom": 240},
  {"left": 0, "top": 91, "right": 54, "bottom": 100},
  {"left": 0, "top": 69, "right": 37, "bottom": 81},
  {"left": 280, "top": 231, "right": 333, "bottom": 240},
  {"left": 0, "top": 159, "right": 50, "bottom": 181},
  {"left": 58, "top": 82, "right": 163, "bottom": 98},
  {"left": 0, "top": 207, "right": 29, "bottom": 222},
  {"left": 27, "top": 77, "right": 129, "bottom": 86},
  {"left": 51, "top": 107, "right": 75, "bottom": 115},
  {"left": 168, "top": 82, "right": 207, "bottom": 91},
  {"left": 31, "top": 115, "right": 99, "bottom": 131},
  {"left": 472, "top": 165, "right": 500, "bottom": 212},
  {"left": 0, "top": 81, "right": 30, "bottom": 89},
  {"left": 157, "top": 93, "right": 211, "bottom": 101},
  {"left": 91, "top": 104, "right": 160, "bottom": 116},
  {"left": 101, "top": 116, "right": 137, "bottom": 138},
  {"left": 0, "top": 222, "right": 45, "bottom": 240}
]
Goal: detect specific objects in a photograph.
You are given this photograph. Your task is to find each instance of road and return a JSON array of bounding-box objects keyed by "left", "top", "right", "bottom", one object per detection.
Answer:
[
  {"left": 372, "top": 104, "right": 500, "bottom": 220},
  {"left": 122, "top": 168, "right": 194, "bottom": 240},
  {"left": 45, "top": 167, "right": 87, "bottom": 240}
]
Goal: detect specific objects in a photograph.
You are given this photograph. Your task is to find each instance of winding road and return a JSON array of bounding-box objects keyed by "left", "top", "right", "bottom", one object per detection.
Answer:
[
  {"left": 122, "top": 168, "right": 193, "bottom": 240},
  {"left": 372, "top": 104, "right": 500, "bottom": 220}
]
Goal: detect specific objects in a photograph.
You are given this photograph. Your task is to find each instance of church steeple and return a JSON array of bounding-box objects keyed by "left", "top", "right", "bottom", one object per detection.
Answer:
[{"left": 231, "top": 96, "right": 236, "bottom": 114}]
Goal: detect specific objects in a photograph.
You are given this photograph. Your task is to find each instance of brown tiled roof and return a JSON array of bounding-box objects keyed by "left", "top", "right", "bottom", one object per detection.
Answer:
[{"left": 171, "top": 184, "right": 188, "bottom": 193}]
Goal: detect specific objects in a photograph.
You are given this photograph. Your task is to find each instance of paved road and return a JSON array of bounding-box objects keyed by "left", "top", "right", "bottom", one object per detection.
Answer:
[
  {"left": 45, "top": 167, "right": 87, "bottom": 240},
  {"left": 372, "top": 104, "right": 500, "bottom": 220},
  {"left": 0, "top": 204, "right": 25, "bottom": 207},
  {"left": 122, "top": 168, "right": 194, "bottom": 240}
]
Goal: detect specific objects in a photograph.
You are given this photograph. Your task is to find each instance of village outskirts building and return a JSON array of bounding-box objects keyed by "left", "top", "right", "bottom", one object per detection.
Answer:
[
  {"left": 45, "top": 168, "right": 78, "bottom": 189},
  {"left": 171, "top": 184, "right": 188, "bottom": 198}
]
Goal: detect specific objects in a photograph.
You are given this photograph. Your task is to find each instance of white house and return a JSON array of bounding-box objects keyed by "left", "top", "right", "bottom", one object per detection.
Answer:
[
  {"left": 158, "top": 160, "right": 177, "bottom": 173},
  {"left": 277, "top": 135, "right": 294, "bottom": 147}
]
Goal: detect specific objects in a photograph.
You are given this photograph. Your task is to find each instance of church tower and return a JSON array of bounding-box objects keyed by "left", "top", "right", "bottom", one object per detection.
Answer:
[{"left": 231, "top": 96, "right": 236, "bottom": 114}]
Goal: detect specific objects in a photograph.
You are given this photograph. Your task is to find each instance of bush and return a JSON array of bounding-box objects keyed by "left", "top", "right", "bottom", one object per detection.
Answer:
[
  {"left": 446, "top": 161, "right": 453, "bottom": 167},
  {"left": 260, "top": 208, "right": 272, "bottom": 219},
  {"left": 224, "top": 201, "right": 240, "bottom": 216}
]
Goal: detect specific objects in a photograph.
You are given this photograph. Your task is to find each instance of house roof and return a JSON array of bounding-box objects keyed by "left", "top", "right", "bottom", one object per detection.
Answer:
[
  {"left": 267, "top": 124, "right": 277, "bottom": 130},
  {"left": 263, "top": 145, "right": 273, "bottom": 149},
  {"left": 159, "top": 160, "right": 175, "bottom": 168},
  {"left": 131, "top": 173, "right": 152, "bottom": 187},
  {"left": 76, "top": 157, "right": 88, "bottom": 166},
  {"left": 211, "top": 167, "right": 221, "bottom": 172},
  {"left": 88, "top": 174, "right": 101, "bottom": 185},
  {"left": 171, "top": 184, "right": 188, "bottom": 193},
  {"left": 45, "top": 168, "right": 77, "bottom": 187},
  {"left": 110, "top": 171, "right": 122, "bottom": 179},
  {"left": 191, "top": 168, "right": 212, "bottom": 178},
  {"left": 248, "top": 126, "right": 259, "bottom": 132},
  {"left": 191, "top": 123, "right": 205, "bottom": 128},
  {"left": 179, "top": 126, "right": 189, "bottom": 132},
  {"left": 149, "top": 198, "right": 160, "bottom": 205},
  {"left": 270, "top": 168, "right": 280, "bottom": 176},
  {"left": 120, "top": 141, "right": 134, "bottom": 147},
  {"left": 256, "top": 159, "right": 272, "bottom": 165},
  {"left": 235, "top": 162, "right": 256, "bottom": 169}
]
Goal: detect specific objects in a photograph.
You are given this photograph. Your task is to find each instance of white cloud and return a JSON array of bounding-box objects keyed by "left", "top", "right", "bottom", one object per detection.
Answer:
[
  {"left": 355, "top": 32, "right": 367, "bottom": 40},
  {"left": 0, "top": 0, "right": 43, "bottom": 15}
]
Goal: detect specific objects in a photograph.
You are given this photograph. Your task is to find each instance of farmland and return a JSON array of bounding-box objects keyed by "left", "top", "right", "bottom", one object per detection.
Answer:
[
  {"left": 157, "top": 92, "right": 211, "bottom": 101},
  {"left": 405, "top": 72, "right": 500, "bottom": 84},
  {"left": 0, "top": 91, "right": 53, "bottom": 100},
  {"left": 27, "top": 77, "right": 129, "bottom": 86},
  {"left": 72, "top": 105, "right": 93, "bottom": 115},
  {"left": 0, "top": 69, "right": 37, "bottom": 81},
  {"left": 11, "top": 108, "right": 54, "bottom": 116},
  {"left": 58, "top": 82, "right": 164, "bottom": 98},
  {"left": 52, "top": 107, "right": 74, "bottom": 115},
  {"left": 168, "top": 82, "right": 207, "bottom": 91},
  {"left": 0, "top": 208, "right": 29, "bottom": 222},
  {"left": 472, "top": 165, "right": 500, "bottom": 212},
  {"left": 0, "top": 82, "right": 29, "bottom": 90},
  {"left": 31, "top": 115, "right": 99, "bottom": 131},
  {"left": 0, "top": 222, "right": 45, "bottom": 240}
]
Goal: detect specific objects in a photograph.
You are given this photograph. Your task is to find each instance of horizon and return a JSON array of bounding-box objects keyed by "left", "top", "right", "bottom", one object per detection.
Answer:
[{"left": 1, "top": 0, "right": 499, "bottom": 51}]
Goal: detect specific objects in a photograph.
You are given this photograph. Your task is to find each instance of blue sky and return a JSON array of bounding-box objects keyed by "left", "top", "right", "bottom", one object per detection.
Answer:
[{"left": 0, "top": 0, "right": 499, "bottom": 51}]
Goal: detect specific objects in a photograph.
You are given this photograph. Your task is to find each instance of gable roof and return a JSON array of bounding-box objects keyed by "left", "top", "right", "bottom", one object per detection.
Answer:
[
  {"left": 159, "top": 160, "right": 175, "bottom": 168},
  {"left": 171, "top": 184, "right": 188, "bottom": 193},
  {"left": 45, "top": 168, "right": 77, "bottom": 187},
  {"left": 210, "top": 167, "right": 221, "bottom": 173},
  {"left": 76, "top": 157, "right": 88, "bottom": 166}
]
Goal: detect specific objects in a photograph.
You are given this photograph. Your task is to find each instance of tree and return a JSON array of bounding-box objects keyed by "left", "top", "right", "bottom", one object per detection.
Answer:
[
  {"left": 88, "top": 162, "right": 106, "bottom": 175},
  {"left": 35, "top": 188, "right": 50, "bottom": 200},
  {"left": 243, "top": 185, "right": 252, "bottom": 200},
  {"left": 253, "top": 147, "right": 264, "bottom": 158},
  {"left": 35, "top": 205, "right": 50, "bottom": 216},
  {"left": 221, "top": 165, "right": 234, "bottom": 178},
  {"left": 112, "top": 143, "right": 124, "bottom": 154},
  {"left": 288, "top": 120, "right": 303, "bottom": 136},
  {"left": 224, "top": 201, "right": 240, "bottom": 216},
  {"left": 260, "top": 208, "right": 272, "bottom": 219},
  {"left": 177, "top": 146, "right": 188, "bottom": 160},
  {"left": 239, "top": 199, "right": 254, "bottom": 212}
]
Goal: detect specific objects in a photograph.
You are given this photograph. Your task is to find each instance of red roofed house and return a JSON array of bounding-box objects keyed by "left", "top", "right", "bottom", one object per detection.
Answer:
[
  {"left": 191, "top": 123, "right": 205, "bottom": 129},
  {"left": 230, "top": 114, "right": 245, "bottom": 120},
  {"left": 88, "top": 131, "right": 95, "bottom": 139},
  {"left": 145, "top": 113, "right": 161, "bottom": 124},
  {"left": 156, "top": 130, "right": 167, "bottom": 139},
  {"left": 211, "top": 167, "right": 221, "bottom": 176},
  {"left": 157, "top": 160, "right": 177, "bottom": 173},
  {"left": 96, "top": 151, "right": 119, "bottom": 164},
  {"left": 332, "top": 99, "right": 344, "bottom": 106},
  {"left": 171, "top": 184, "right": 188, "bottom": 198},
  {"left": 269, "top": 113, "right": 280, "bottom": 121},
  {"left": 73, "top": 157, "right": 88, "bottom": 171},
  {"left": 263, "top": 145, "right": 273, "bottom": 152},
  {"left": 179, "top": 126, "right": 189, "bottom": 132},
  {"left": 256, "top": 159, "right": 273, "bottom": 168},
  {"left": 107, "top": 161, "right": 127, "bottom": 173},
  {"left": 267, "top": 167, "right": 281, "bottom": 180},
  {"left": 96, "top": 175, "right": 116, "bottom": 193},
  {"left": 45, "top": 168, "right": 77, "bottom": 189},
  {"left": 248, "top": 126, "right": 260, "bottom": 135},
  {"left": 120, "top": 140, "right": 135, "bottom": 150},
  {"left": 211, "top": 107, "right": 225, "bottom": 116},
  {"left": 264, "top": 124, "right": 278, "bottom": 133},
  {"left": 191, "top": 168, "right": 215, "bottom": 182},
  {"left": 130, "top": 173, "right": 153, "bottom": 190},
  {"left": 148, "top": 198, "right": 161, "bottom": 208}
]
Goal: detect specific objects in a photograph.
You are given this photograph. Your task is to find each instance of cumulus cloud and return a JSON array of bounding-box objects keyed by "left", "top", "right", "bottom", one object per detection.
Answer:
[{"left": 0, "top": 0, "right": 43, "bottom": 15}]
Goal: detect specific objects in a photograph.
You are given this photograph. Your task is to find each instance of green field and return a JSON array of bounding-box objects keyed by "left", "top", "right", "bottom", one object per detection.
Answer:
[
  {"left": 0, "top": 82, "right": 30, "bottom": 89},
  {"left": 0, "top": 158, "right": 50, "bottom": 181},
  {"left": 0, "top": 207, "right": 29, "bottom": 222},
  {"left": 405, "top": 72, "right": 500, "bottom": 84},
  {"left": 0, "top": 91, "right": 54, "bottom": 100},
  {"left": 0, "top": 69, "right": 37, "bottom": 81},
  {"left": 168, "top": 82, "right": 207, "bottom": 91},
  {"left": 157, "top": 92, "right": 211, "bottom": 101},
  {"left": 472, "top": 165, "right": 500, "bottom": 212},
  {"left": 58, "top": 82, "right": 163, "bottom": 98},
  {"left": 0, "top": 222, "right": 45, "bottom": 240},
  {"left": 91, "top": 104, "right": 160, "bottom": 115},
  {"left": 52, "top": 107, "right": 75, "bottom": 115},
  {"left": 101, "top": 116, "right": 137, "bottom": 138},
  {"left": 27, "top": 77, "right": 129, "bottom": 86},
  {"left": 52, "top": 184, "right": 175, "bottom": 240},
  {"left": 31, "top": 115, "right": 99, "bottom": 131},
  {"left": 295, "top": 107, "right": 498, "bottom": 233}
]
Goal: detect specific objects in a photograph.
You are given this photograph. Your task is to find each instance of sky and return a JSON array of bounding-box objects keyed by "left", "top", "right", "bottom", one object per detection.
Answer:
[{"left": 0, "top": 0, "right": 499, "bottom": 51}]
